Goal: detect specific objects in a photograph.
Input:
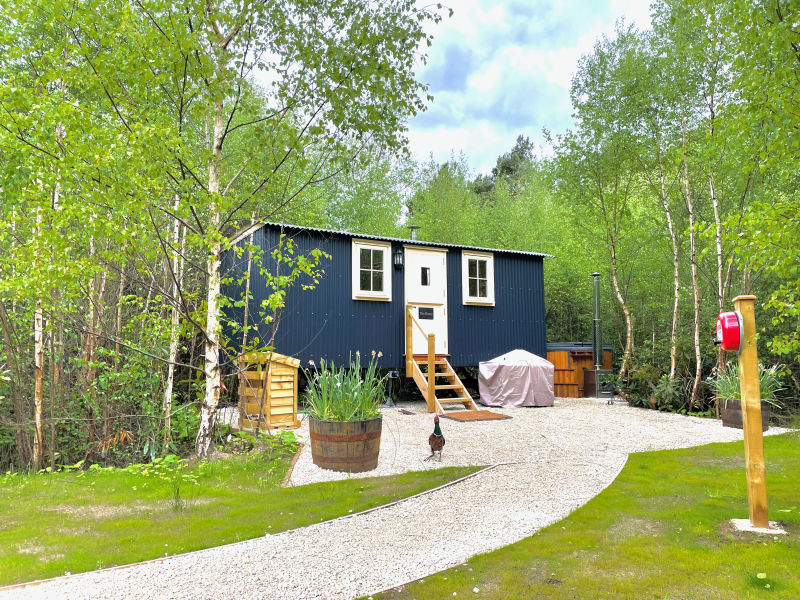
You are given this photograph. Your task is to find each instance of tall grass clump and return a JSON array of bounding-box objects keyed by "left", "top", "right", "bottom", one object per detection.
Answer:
[
  {"left": 304, "top": 352, "right": 387, "bottom": 422},
  {"left": 709, "top": 363, "right": 784, "bottom": 408}
]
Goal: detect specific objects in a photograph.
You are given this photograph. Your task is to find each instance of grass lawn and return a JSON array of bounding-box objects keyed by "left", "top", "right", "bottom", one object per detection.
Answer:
[
  {"left": 373, "top": 433, "right": 800, "bottom": 600},
  {"left": 0, "top": 442, "right": 482, "bottom": 587}
]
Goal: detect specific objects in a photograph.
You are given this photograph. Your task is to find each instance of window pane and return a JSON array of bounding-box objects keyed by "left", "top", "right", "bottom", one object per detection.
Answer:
[
  {"left": 469, "top": 279, "right": 477, "bottom": 297},
  {"left": 372, "top": 249, "right": 383, "bottom": 270},
  {"left": 360, "top": 248, "right": 371, "bottom": 270},
  {"left": 479, "top": 279, "right": 487, "bottom": 297},
  {"left": 360, "top": 270, "right": 371, "bottom": 291},
  {"left": 468, "top": 259, "right": 477, "bottom": 278},
  {"left": 372, "top": 271, "right": 383, "bottom": 292},
  {"left": 478, "top": 259, "right": 487, "bottom": 279},
  {"left": 421, "top": 267, "right": 430, "bottom": 286}
]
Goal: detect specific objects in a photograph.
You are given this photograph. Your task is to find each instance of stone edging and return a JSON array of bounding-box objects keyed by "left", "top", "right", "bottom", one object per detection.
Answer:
[{"left": 281, "top": 442, "right": 305, "bottom": 488}]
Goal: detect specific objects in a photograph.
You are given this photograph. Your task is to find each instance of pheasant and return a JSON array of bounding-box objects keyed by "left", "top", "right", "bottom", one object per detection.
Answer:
[{"left": 424, "top": 415, "right": 445, "bottom": 461}]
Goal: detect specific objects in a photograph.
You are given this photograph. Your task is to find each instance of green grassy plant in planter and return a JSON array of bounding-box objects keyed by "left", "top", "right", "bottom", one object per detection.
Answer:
[
  {"left": 709, "top": 364, "right": 783, "bottom": 432},
  {"left": 304, "top": 352, "right": 387, "bottom": 473}
]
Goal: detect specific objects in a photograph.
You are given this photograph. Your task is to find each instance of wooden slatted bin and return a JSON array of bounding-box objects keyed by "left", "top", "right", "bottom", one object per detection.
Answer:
[{"left": 238, "top": 352, "right": 301, "bottom": 431}]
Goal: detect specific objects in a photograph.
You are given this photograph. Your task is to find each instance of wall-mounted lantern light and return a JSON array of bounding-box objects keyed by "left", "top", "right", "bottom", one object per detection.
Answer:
[{"left": 393, "top": 247, "right": 404, "bottom": 270}]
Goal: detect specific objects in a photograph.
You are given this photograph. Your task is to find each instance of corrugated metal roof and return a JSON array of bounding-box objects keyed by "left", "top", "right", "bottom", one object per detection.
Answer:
[{"left": 230, "top": 221, "right": 553, "bottom": 258}]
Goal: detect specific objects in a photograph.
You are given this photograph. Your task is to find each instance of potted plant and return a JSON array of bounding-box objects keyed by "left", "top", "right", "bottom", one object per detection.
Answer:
[
  {"left": 709, "top": 364, "right": 783, "bottom": 432},
  {"left": 304, "top": 352, "right": 386, "bottom": 473}
]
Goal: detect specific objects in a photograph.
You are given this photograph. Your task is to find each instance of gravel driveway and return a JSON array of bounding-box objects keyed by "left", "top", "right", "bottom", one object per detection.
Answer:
[{"left": 3, "top": 399, "right": 789, "bottom": 600}]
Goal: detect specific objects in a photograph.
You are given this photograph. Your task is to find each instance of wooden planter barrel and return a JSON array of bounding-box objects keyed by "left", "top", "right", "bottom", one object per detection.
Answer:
[
  {"left": 720, "top": 399, "right": 770, "bottom": 432},
  {"left": 308, "top": 416, "right": 382, "bottom": 473}
]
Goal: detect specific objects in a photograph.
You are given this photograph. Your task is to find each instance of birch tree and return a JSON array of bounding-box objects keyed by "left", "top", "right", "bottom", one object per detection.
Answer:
[
  {"left": 552, "top": 22, "right": 642, "bottom": 380},
  {"left": 626, "top": 33, "right": 683, "bottom": 380}
]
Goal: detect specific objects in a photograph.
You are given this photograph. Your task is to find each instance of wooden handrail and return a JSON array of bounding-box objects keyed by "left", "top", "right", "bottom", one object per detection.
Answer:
[
  {"left": 407, "top": 304, "right": 431, "bottom": 377},
  {"left": 407, "top": 306, "right": 428, "bottom": 337},
  {"left": 406, "top": 304, "right": 436, "bottom": 414},
  {"left": 427, "top": 332, "right": 435, "bottom": 413},
  {"left": 406, "top": 305, "right": 413, "bottom": 376}
]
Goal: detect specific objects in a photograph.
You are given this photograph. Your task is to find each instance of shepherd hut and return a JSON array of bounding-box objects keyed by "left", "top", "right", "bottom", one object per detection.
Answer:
[{"left": 221, "top": 223, "right": 551, "bottom": 413}]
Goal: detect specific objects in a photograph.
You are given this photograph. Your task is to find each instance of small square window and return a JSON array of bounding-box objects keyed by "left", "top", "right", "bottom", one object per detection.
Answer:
[
  {"left": 359, "top": 248, "right": 385, "bottom": 292},
  {"left": 462, "top": 252, "right": 494, "bottom": 305},
  {"left": 352, "top": 240, "right": 391, "bottom": 301},
  {"left": 468, "top": 258, "right": 488, "bottom": 298},
  {"left": 421, "top": 267, "right": 430, "bottom": 286}
]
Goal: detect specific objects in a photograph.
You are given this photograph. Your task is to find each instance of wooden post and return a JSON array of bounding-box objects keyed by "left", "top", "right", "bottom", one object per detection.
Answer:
[
  {"left": 406, "top": 304, "right": 413, "bottom": 378},
  {"left": 733, "top": 295, "right": 769, "bottom": 529},
  {"left": 427, "top": 333, "right": 435, "bottom": 413}
]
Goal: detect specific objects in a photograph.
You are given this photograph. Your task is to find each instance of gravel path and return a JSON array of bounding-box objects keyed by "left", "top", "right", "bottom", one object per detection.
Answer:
[{"left": 3, "top": 399, "right": 789, "bottom": 600}]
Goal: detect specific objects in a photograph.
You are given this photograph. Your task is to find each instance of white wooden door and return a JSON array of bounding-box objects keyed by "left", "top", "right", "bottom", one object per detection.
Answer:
[{"left": 404, "top": 247, "right": 448, "bottom": 355}]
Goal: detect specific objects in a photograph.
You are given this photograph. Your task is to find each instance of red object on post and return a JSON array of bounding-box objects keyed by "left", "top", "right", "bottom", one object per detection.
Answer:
[{"left": 715, "top": 311, "right": 743, "bottom": 354}]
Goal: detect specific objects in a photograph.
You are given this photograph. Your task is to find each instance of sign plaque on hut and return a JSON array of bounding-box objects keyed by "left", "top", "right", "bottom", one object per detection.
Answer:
[{"left": 418, "top": 307, "right": 434, "bottom": 320}]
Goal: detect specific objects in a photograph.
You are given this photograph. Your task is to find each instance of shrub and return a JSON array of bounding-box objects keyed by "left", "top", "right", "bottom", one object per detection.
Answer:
[{"left": 708, "top": 364, "right": 784, "bottom": 408}]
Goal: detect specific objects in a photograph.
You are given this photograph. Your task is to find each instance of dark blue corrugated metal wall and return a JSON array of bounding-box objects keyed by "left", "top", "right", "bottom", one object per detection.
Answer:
[
  {"left": 222, "top": 226, "right": 405, "bottom": 368},
  {"left": 446, "top": 251, "right": 547, "bottom": 365},
  {"left": 221, "top": 225, "right": 546, "bottom": 369}
]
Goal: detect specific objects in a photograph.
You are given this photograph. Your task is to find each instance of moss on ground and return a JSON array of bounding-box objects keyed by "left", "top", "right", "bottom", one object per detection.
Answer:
[
  {"left": 0, "top": 448, "right": 481, "bottom": 586},
  {"left": 373, "top": 434, "right": 800, "bottom": 600}
]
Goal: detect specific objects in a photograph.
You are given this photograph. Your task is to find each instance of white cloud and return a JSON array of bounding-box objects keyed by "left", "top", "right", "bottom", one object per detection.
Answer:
[{"left": 407, "top": 0, "right": 654, "bottom": 174}]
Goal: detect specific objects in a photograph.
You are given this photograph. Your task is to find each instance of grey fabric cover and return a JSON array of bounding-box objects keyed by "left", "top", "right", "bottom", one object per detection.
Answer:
[{"left": 478, "top": 349, "right": 555, "bottom": 407}]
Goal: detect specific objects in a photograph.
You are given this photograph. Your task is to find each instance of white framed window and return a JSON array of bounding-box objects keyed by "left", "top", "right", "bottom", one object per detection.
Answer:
[
  {"left": 352, "top": 239, "right": 392, "bottom": 301},
  {"left": 461, "top": 251, "right": 495, "bottom": 306}
]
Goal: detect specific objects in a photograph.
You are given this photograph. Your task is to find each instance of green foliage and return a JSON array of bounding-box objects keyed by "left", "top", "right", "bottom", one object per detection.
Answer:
[
  {"left": 0, "top": 0, "right": 449, "bottom": 467},
  {"left": 133, "top": 455, "right": 199, "bottom": 511},
  {"left": 304, "top": 353, "right": 386, "bottom": 422},
  {"left": 708, "top": 364, "right": 785, "bottom": 408},
  {"left": 491, "top": 135, "right": 535, "bottom": 191},
  {"left": 652, "top": 375, "right": 681, "bottom": 411},
  {"left": 325, "top": 148, "right": 411, "bottom": 237},
  {"left": 623, "top": 363, "right": 661, "bottom": 408}
]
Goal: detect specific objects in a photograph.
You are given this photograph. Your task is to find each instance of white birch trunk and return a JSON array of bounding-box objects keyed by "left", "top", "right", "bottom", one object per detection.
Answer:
[
  {"left": 33, "top": 303, "right": 44, "bottom": 471},
  {"left": 49, "top": 180, "right": 61, "bottom": 470},
  {"left": 33, "top": 205, "right": 44, "bottom": 472},
  {"left": 610, "top": 240, "right": 633, "bottom": 380},
  {"left": 656, "top": 140, "right": 680, "bottom": 380},
  {"left": 709, "top": 172, "right": 725, "bottom": 372},
  {"left": 682, "top": 120, "right": 702, "bottom": 408},
  {"left": 196, "top": 99, "right": 225, "bottom": 460}
]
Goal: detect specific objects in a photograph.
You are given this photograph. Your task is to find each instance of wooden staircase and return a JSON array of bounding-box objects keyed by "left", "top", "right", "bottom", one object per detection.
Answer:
[
  {"left": 405, "top": 304, "right": 479, "bottom": 414},
  {"left": 409, "top": 354, "right": 479, "bottom": 414}
]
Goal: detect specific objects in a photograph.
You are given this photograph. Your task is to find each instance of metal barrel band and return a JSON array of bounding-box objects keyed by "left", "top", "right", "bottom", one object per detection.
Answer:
[{"left": 309, "top": 430, "right": 382, "bottom": 443}]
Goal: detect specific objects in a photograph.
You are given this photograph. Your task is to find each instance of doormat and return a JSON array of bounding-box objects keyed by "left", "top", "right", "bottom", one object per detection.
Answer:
[{"left": 440, "top": 410, "right": 512, "bottom": 422}]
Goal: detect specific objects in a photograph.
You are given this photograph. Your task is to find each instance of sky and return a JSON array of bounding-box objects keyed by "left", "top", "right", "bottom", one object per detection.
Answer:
[{"left": 407, "top": 0, "right": 654, "bottom": 174}]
